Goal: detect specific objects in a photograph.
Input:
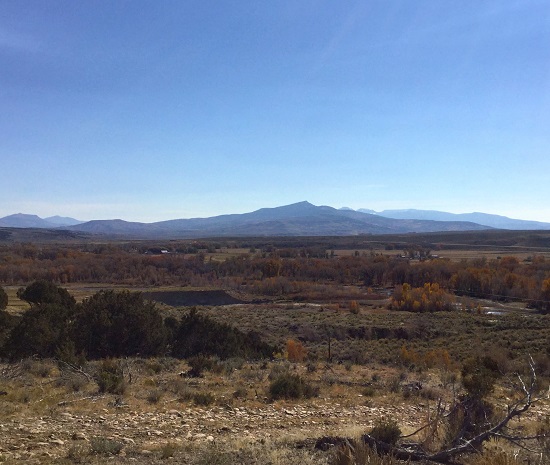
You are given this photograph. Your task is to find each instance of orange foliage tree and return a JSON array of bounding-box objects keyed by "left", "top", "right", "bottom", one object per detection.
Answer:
[
  {"left": 400, "top": 344, "right": 454, "bottom": 370},
  {"left": 286, "top": 339, "right": 308, "bottom": 363},
  {"left": 390, "top": 283, "right": 455, "bottom": 312}
]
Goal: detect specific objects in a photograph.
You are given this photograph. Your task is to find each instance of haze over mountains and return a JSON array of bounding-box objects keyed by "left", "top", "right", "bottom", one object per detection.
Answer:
[
  {"left": 358, "top": 209, "right": 550, "bottom": 231},
  {"left": 0, "top": 214, "right": 83, "bottom": 229},
  {"left": 1, "top": 202, "right": 549, "bottom": 239}
]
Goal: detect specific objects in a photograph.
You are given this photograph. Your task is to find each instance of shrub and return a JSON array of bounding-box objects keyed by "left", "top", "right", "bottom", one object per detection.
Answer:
[
  {"left": 220, "top": 357, "right": 245, "bottom": 374},
  {"left": 0, "top": 286, "right": 7, "bottom": 310},
  {"left": 66, "top": 443, "right": 90, "bottom": 463},
  {"left": 172, "top": 308, "right": 276, "bottom": 360},
  {"left": 0, "top": 309, "right": 17, "bottom": 354},
  {"left": 306, "top": 362, "right": 318, "bottom": 372},
  {"left": 233, "top": 386, "right": 248, "bottom": 399},
  {"left": 147, "top": 389, "right": 162, "bottom": 404},
  {"left": 335, "top": 441, "right": 402, "bottom": 465},
  {"left": 3, "top": 303, "right": 74, "bottom": 360},
  {"left": 268, "top": 373, "right": 318, "bottom": 400},
  {"left": 60, "top": 374, "right": 87, "bottom": 393},
  {"left": 17, "top": 280, "right": 76, "bottom": 308},
  {"left": 193, "top": 391, "right": 215, "bottom": 406},
  {"left": 286, "top": 338, "right": 307, "bottom": 362},
  {"left": 268, "top": 362, "right": 290, "bottom": 380},
  {"left": 461, "top": 356, "right": 501, "bottom": 400},
  {"left": 95, "top": 359, "right": 126, "bottom": 395},
  {"left": 168, "top": 379, "right": 194, "bottom": 402},
  {"left": 159, "top": 442, "right": 179, "bottom": 459},
  {"left": 74, "top": 290, "right": 167, "bottom": 359},
  {"left": 186, "top": 354, "right": 221, "bottom": 377},
  {"left": 90, "top": 437, "right": 124, "bottom": 455},
  {"left": 368, "top": 418, "right": 402, "bottom": 446},
  {"left": 387, "top": 375, "right": 402, "bottom": 393},
  {"left": 445, "top": 396, "right": 495, "bottom": 445},
  {"left": 362, "top": 386, "right": 376, "bottom": 397}
]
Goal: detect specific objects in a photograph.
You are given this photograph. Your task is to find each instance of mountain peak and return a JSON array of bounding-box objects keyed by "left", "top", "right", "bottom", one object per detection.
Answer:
[
  {"left": 284, "top": 201, "right": 315, "bottom": 208},
  {"left": 0, "top": 213, "right": 53, "bottom": 228}
]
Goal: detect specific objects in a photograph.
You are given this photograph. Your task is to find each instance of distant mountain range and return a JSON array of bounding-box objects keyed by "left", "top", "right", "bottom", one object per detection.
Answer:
[
  {"left": 0, "top": 202, "right": 548, "bottom": 238},
  {"left": 355, "top": 209, "right": 550, "bottom": 230},
  {"left": 0, "top": 214, "right": 84, "bottom": 228}
]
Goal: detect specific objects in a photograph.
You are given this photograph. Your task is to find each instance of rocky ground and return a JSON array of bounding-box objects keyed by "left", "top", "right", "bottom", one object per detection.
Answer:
[
  {"left": 0, "top": 358, "right": 427, "bottom": 464},
  {"left": 0, "top": 359, "right": 548, "bottom": 464},
  {"left": 0, "top": 400, "right": 428, "bottom": 462}
]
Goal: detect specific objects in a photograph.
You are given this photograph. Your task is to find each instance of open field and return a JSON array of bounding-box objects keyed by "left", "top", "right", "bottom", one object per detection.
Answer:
[{"left": 332, "top": 248, "right": 550, "bottom": 262}]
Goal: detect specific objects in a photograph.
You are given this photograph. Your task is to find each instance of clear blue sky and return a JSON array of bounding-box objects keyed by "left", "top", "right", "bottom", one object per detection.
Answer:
[{"left": 1, "top": 1, "right": 549, "bottom": 222}]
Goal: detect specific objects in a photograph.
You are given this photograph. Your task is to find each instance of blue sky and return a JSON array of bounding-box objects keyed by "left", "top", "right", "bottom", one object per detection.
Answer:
[{"left": 1, "top": 1, "right": 549, "bottom": 222}]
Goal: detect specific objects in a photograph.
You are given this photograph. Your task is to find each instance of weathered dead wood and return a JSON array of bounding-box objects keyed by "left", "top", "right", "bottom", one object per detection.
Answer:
[
  {"left": 361, "top": 356, "right": 548, "bottom": 464},
  {"left": 55, "top": 358, "right": 94, "bottom": 382}
]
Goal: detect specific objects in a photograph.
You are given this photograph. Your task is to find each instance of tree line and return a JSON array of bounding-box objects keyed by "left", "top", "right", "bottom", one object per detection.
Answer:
[{"left": 0, "top": 243, "right": 549, "bottom": 311}]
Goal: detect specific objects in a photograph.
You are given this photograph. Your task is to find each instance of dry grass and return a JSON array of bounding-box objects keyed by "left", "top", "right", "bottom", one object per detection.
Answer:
[
  {"left": 332, "top": 248, "right": 550, "bottom": 262},
  {"left": 0, "top": 354, "right": 547, "bottom": 464},
  {"left": 3, "top": 285, "right": 30, "bottom": 314},
  {"left": 198, "top": 303, "right": 549, "bottom": 369}
]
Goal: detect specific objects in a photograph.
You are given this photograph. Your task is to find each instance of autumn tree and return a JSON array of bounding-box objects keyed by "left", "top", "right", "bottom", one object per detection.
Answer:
[
  {"left": 530, "top": 277, "right": 550, "bottom": 314},
  {"left": 286, "top": 338, "right": 308, "bottom": 362},
  {"left": 390, "top": 283, "right": 455, "bottom": 312}
]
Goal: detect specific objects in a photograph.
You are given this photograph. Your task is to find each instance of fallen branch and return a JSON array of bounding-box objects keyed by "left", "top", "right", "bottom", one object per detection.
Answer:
[
  {"left": 57, "top": 394, "right": 106, "bottom": 406},
  {"left": 55, "top": 358, "right": 94, "bottom": 382}
]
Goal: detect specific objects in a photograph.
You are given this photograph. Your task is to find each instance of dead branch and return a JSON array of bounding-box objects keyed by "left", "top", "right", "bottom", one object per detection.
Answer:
[
  {"left": 361, "top": 358, "right": 548, "bottom": 464},
  {"left": 55, "top": 358, "right": 94, "bottom": 382},
  {"left": 57, "top": 394, "right": 106, "bottom": 406}
]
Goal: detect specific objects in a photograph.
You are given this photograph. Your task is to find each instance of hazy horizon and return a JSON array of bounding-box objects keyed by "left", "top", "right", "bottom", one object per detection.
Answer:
[
  {"left": 2, "top": 1, "right": 549, "bottom": 223},
  {"left": 2, "top": 201, "right": 550, "bottom": 225}
]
